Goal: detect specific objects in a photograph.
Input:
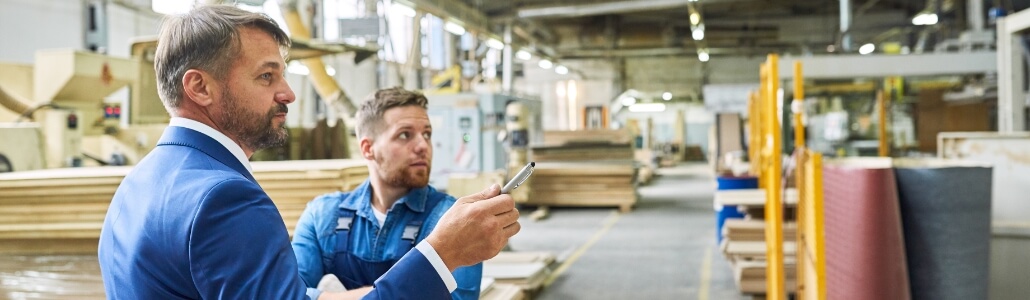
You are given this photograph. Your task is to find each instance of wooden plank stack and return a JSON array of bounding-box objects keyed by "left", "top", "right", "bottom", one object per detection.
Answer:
[
  {"left": 483, "top": 251, "right": 556, "bottom": 298},
  {"left": 526, "top": 130, "right": 638, "bottom": 212},
  {"left": 527, "top": 162, "right": 637, "bottom": 212},
  {"left": 252, "top": 159, "right": 369, "bottom": 236},
  {"left": 480, "top": 278, "right": 525, "bottom": 300},
  {"left": 530, "top": 143, "right": 634, "bottom": 161},
  {"left": 542, "top": 129, "right": 634, "bottom": 145},
  {"left": 714, "top": 188, "right": 798, "bottom": 295},
  {"left": 0, "top": 159, "right": 369, "bottom": 254},
  {"left": 0, "top": 167, "right": 131, "bottom": 254}
]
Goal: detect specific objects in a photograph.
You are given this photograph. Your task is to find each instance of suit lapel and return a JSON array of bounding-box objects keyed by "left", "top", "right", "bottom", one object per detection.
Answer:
[{"left": 157, "top": 126, "right": 258, "bottom": 183}]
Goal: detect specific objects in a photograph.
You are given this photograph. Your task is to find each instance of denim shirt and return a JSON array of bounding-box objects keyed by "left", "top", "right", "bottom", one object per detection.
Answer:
[{"left": 291, "top": 180, "right": 482, "bottom": 299}]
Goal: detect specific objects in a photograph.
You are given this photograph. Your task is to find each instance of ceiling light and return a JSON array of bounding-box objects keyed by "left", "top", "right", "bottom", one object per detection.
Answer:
[
  {"left": 690, "top": 13, "right": 700, "bottom": 25},
  {"left": 621, "top": 97, "right": 637, "bottom": 106},
  {"left": 662, "top": 92, "right": 672, "bottom": 101},
  {"left": 538, "top": 59, "right": 553, "bottom": 69},
  {"left": 698, "top": 50, "right": 710, "bottom": 62},
  {"left": 152, "top": 0, "right": 193, "bottom": 15},
  {"left": 859, "top": 43, "right": 875, "bottom": 55},
  {"left": 444, "top": 21, "right": 466, "bottom": 35},
  {"left": 692, "top": 25, "right": 705, "bottom": 41},
  {"left": 516, "top": 50, "right": 532, "bottom": 60},
  {"left": 325, "top": 66, "right": 336, "bottom": 76},
  {"left": 912, "top": 12, "right": 938, "bottom": 26},
  {"left": 628, "top": 103, "right": 667, "bottom": 113},
  {"left": 391, "top": 3, "right": 416, "bottom": 18},
  {"left": 486, "top": 38, "right": 504, "bottom": 50},
  {"left": 555, "top": 65, "right": 569, "bottom": 75}
]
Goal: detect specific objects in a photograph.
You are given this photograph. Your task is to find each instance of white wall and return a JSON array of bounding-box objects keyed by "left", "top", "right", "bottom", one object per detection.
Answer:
[
  {"left": 0, "top": 0, "right": 162, "bottom": 61},
  {"left": 106, "top": 3, "right": 162, "bottom": 58},
  {"left": 516, "top": 58, "right": 619, "bottom": 130},
  {"left": 613, "top": 103, "right": 714, "bottom": 151},
  {"left": 0, "top": 0, "right": 86, "bottom": 63}
]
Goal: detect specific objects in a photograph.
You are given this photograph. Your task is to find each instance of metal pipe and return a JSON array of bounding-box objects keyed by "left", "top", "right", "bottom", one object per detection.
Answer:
[
  {"left": 279, "top": 1, "right": 358, "bottom": 120},
  {"left": 968, "top": 0, "right": 985, "bottom": 32},
  {"left": 840, "top": 0, "right": 852, "bottom": 52},
  {"left": 0, "top": 85, "right": 31, "bottom": 116},
  {"left": 502, "top": 21, "right": 513, "bottom": 93}
]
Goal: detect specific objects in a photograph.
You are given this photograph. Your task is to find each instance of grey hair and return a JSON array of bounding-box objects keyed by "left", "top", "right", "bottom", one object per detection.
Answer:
[
  {"left": 356, "top": 87, "right": 430, "bottom": 140},
  {"left": 153, "top": 4, "right": 290, "bottom": 114}
]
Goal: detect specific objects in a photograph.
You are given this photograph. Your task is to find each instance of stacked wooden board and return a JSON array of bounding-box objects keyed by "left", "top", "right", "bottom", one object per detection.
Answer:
[
  {"left": 0, "top": 159, "right": 369, "bottom": 254},
  {"left": 542, "top": 129, "right": 634, "bottom": 145},
  {"left": 714, "top": 188, "right": 798, "bottom": 295},
  {"left": 530, "top": 143, "right": 634, "bottom": 161},
  {"left": 483, "top": 251, "right": 556, "bottom": 298},
  {"left": 526, "top": 162, "right": 637, "bottom": 212},
  {"left": 480, "top": 278, "right": 525, "bottom": 300},
  {"left": 251, "top": 159, "right": 368, "bottom": 236},
  {"left": 0, "top": 167, "right": 131, "bottom": 254},
  {"left": 526, "top": 130, "right": 638, "bottom": 211}
]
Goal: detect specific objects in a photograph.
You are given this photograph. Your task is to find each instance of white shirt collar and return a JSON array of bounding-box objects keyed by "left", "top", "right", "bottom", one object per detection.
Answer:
[{"left": 169, "top": 117, "right": 254, "bottom": 175}]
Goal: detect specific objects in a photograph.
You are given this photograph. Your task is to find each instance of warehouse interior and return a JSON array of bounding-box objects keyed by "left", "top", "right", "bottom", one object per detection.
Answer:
[{"left": 1, "top": 0, "right": 1029, "bottom": 299}]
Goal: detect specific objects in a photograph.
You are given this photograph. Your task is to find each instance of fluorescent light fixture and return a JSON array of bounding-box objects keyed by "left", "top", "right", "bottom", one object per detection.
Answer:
[
  {"left": 555, "top": 65, "right": 569, "bottom": 75},
  {"left": 391, "top": 3, "right": 417, "bottom": 18},
  {"left": 326, "top": 66, "right": 336, "bottom": 76},
  {"left": 621, "top": 97, "right": 637, "bottom": 106},
  {"left": 690, "top": 12, "right": 700, "bottom": 25},
  {"left": 692, "top": 25, "right": 705, "bottom": 41},
  {"left": 486, "top": 38, "right": 504, "bottom": 50},
  {"left": 152, "top": 0, "right": 194, "bottom": 15},
  {"left": 698, "top": 49, "right": 710, "bottom": 62},
  {"left": 287, "top": 61, "right": 309, "bottom": 75},
  {"left": 859, "top": 43, "right": 875, "bottom": 55},
  {"left": 628, "top": 103, "right": 667, "bottom": 113},
  {"left": 538, "top": 59, "right": 553, "bottom": 69},
  {"left": 912, "top": 12, "right": 938, "bottom": 25},
  {"left": 444, "top": 21, "right": 466, "bottom": 35},
  {"left": 516, "top": 50, "right": 532, "bottom": 60},
  {"left": 662, "top": 92, "right": 672, "bottom": 101}
]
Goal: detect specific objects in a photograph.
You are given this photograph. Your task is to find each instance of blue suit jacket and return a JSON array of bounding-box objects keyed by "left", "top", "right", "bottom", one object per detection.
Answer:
[{"left": 98, "top": 126, "right": 449, "bottom": 299}]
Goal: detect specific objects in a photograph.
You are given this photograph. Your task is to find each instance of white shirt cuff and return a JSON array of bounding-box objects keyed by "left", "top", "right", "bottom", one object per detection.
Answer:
[{"left": 414, "top": 240, "right": 457, "bottom": 293}]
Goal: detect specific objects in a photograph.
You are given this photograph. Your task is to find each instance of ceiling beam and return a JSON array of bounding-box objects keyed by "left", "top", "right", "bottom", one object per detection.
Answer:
[
  {"left": 518, "top": 0, "right": 749, "bottom": 19},
  {"left": 779, "top": 52, "right": 997, "bottom": 79},
  {"left": 561, "top": 47, "right": 787, "bottom": 59},
  {"left": 394, "top": 0, "right": 490, "bottom": 37}
]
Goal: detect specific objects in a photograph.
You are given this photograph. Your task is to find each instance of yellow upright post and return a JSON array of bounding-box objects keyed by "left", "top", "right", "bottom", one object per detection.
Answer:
[
  {"left": 793, "top": 62, "right": 805, "bottom": 149},
  {"left": 878, "top": 90, "right": 889, "bottom": 157},
  {"left": 763, "top": 54, "right": 786, "bottom": 300}
]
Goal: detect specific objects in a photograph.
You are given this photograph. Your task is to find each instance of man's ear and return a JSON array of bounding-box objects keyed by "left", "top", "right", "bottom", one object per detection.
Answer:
[
  {"left": 182, "top": 69, "right": 216, "bottom": 107},
  {"left": 359, "top": 137, "right": 375, "bottom": 160}
]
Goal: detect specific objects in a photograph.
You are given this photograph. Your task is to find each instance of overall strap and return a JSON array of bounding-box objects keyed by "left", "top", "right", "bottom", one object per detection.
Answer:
[{"left": 334, "top": 207, "right": 357, "bottom": 254}]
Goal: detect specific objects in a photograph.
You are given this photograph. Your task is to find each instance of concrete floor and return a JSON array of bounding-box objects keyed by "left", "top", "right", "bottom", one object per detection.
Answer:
[{"left": 508, "top": 163, "right": 752, "bottom": 300}]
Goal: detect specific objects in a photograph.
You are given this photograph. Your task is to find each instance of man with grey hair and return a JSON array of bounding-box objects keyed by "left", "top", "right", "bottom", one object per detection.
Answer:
[{"left": 98, "top": 5, "right": 519, "bottom": 300}]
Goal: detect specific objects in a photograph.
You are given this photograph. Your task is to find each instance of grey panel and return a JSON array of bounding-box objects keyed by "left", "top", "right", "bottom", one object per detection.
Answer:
[{"left": 894, "top": 165, "right": 992, "bottom": 300}]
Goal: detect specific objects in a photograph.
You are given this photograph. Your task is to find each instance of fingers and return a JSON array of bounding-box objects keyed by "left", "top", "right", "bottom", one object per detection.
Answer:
[
  {"left": 502, "top": 221, "right": 521, "bottom": 238},
  {"left": 457, "top": 184, "right": 501, "bottom": 204},
  {"left": 494, "top": 207, "right": 520, "bottom": 227},
  {"left": 474, "top": 193, "right": 515, "bottom": 215}
]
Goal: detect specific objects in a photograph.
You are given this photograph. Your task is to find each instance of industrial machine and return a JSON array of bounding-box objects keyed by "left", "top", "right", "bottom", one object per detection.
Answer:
[
  {"left": 425, "top": 93, "right": 542, "bottom": 190},
  {"left": 0, "top": 49, "right": 157, "bottom": 171}
]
